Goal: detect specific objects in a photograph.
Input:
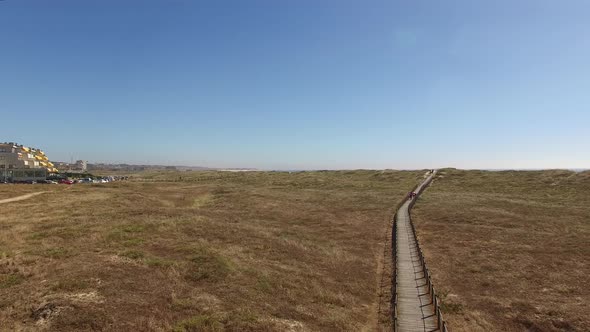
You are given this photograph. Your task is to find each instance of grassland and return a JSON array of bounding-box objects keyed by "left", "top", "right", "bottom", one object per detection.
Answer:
[
  {"left": 0, "top": 170, "right": 423, "bottom": 331},
  {"left": 412, "top": 169, "right": 590, "bottom": 332},
  {"left": 0, "top": 184, "right": 63, "bottom": 200}
]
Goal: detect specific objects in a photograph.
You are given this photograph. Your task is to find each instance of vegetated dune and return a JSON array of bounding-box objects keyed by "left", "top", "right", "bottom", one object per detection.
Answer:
[
  {"left": 0, "top": 170, "right": 423, "bottom": 331},
  {"left": 412, "top": 169, "right": 590, "bottom": 332},
  {"left": 0, "top": 184, "right": 63, "bottom": 200}
]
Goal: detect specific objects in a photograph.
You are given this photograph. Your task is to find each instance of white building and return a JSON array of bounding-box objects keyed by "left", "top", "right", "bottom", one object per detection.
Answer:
[
  {"left": 75, "top": 160, "right": 88, "bottom": 172},
  {"left": 0, "top": 142, "right": 58, "bottom": 182}
]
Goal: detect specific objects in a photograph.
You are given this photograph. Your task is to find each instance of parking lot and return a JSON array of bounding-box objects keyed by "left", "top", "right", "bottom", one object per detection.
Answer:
[{"left": 1, "top": 175, "right": 129, "bottom": 185}]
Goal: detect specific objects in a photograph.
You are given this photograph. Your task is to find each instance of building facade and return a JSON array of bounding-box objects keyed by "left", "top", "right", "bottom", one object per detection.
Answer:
[
  {"left": 54, "top": 160, "right": 88, "bottom": 173},
  {"left": 75, "top": 160, "right": 88, "bottom": 172},
  {"left": 0, "top": 142, "right": 58, "bottom": 182}
]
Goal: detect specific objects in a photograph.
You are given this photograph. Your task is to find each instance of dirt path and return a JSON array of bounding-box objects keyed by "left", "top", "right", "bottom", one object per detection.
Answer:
[{"left": 0, "top": 192, "right": 45, "bottom": 204}]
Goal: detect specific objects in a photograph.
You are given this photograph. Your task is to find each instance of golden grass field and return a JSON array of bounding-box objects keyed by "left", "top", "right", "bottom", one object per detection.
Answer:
[
  {"left": 412, "top": 169, "right": 590, "bottom": 332},
  {"left": 0, "top": 170, "right": 423, "bottom": 331},
  {"left": 0, "top": 185, "right": 63, "bottom": 201}
]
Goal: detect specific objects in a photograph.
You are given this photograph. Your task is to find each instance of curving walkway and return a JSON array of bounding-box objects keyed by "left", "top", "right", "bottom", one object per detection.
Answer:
[
  {"left": 395, "top": 173, "right": 437, "bottom": 331},
  {"left": 0, "top": 192, "right": 45, "bottom": 204}
]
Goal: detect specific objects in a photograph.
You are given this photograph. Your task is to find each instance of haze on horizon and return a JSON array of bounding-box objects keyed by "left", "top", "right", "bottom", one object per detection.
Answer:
[{"left": 1, "top": 1, "right": 588, "bottom": 170}]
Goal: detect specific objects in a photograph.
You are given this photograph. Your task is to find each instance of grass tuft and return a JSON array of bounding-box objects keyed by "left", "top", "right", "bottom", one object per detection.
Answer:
[
  {"left": 173, "top": 314, "right": 223, "bottom": 332},
  {"left": 193, "top": 193, "right": 214, "bottom": 208},
  {"left": 51, "top": 278, "right": 90, "bottom": 292},
  {"left": 27, "top": 232, "right": 49, "bottom": 240},
  {"left": 119, "top": 250, "right": 144, "bottom": 260},
  {"left": 145, "top": 257, "right": 174, "bottom": 267},
  {"left": 186, "top": 247, "right": 232, "bottom": 282},
  {"left": 0, "top": 273, "right": 25, "bottom": 289},
  {"left": 25, "top": 247, "right": 75, "bottom": 259}
]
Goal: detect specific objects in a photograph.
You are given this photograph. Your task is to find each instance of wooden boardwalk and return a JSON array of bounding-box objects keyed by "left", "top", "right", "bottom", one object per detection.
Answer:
[{"left": 395, "top": 174, "right": 438, "bottom": 332}]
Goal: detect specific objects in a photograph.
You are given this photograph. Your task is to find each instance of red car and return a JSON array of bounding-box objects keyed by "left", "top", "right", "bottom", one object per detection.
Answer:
[{"left": 58, "top": 179, "right": 74, "bottom": 185}]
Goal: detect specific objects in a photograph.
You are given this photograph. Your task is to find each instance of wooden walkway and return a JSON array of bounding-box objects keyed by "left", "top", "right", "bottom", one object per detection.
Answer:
[{"left": 395, "top": 174, "right": 438, "bottom": 332}]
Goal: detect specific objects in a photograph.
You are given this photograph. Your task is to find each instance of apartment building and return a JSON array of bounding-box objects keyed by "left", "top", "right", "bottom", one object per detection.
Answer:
[
  {"left": 54, "top": 160, "right": 88, "bottom": 173},
  {"left": 0, "top": 142, "right": 58, "bottom": 182}
]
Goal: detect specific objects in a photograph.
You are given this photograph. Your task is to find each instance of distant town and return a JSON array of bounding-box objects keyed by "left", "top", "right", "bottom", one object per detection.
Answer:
[{"left": 1, "top": 141, "right": 256, "bottom": 183}]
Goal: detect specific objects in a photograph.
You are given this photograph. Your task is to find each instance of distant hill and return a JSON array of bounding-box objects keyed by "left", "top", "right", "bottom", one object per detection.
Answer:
[
  {"left": 85, "top": 163, "right": 256, "bottom": 172},
  {"left": 87, "top": 163, "right": 211, "bottom": 172}
]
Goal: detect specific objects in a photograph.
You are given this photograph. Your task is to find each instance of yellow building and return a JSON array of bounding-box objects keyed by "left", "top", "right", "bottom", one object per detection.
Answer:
[{"left": 0, "top": 142, "right": 58, "bottom": 182}]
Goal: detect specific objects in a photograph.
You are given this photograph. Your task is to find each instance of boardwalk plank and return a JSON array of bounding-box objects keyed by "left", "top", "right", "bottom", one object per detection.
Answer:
[{"left": 395, "top": 174, "right": 438, "bottom": 332}]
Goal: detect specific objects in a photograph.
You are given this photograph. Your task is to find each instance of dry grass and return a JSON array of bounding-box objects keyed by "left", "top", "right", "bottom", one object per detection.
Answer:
[
  {"left": 0, "top": 184, "right": 64, "bottom": 200},
  {"left": 0, "top": 170, "right": 423, "bottom": 331},
  {"left": 412, "top": 169, "right": 590, "bottom": 332}
]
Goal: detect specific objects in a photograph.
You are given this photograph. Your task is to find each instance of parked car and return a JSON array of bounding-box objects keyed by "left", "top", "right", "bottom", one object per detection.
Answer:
[{"left": 59, "top": 179, "right": 74, "bottom": 185}]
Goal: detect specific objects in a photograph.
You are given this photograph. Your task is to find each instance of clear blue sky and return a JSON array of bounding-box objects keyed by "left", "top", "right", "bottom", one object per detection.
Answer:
[{"left": 1, "top": 1, "right": 588, "bottom": 169}]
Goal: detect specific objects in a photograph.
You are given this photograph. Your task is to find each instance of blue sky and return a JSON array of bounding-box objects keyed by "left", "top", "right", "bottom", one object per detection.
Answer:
[{"left": 1, "top": 0, "right": 588, "bottom": 169}]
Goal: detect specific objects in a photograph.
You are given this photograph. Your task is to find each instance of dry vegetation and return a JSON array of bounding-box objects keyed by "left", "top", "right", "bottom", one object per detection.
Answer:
[
  {"left": 0, "top": 170, "right": 423, "bottom": 331},
  {"left": 0, "top": 184, "right": 63, "bottom": 200},
  {"left": 412, "top": 169, "right": 590, "bottom": 332}
]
